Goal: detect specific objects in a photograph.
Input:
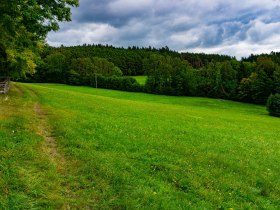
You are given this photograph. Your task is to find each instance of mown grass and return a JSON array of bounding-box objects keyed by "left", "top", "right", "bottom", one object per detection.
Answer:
[
  {"left": 132, "top": 75, "right": 147, "bottom": 85},
  {"left": 0, "top": 84, "right": 70, "bottom": 209},
  {"left": 1, "top": 83, "right": 280, "bottom": 209}
]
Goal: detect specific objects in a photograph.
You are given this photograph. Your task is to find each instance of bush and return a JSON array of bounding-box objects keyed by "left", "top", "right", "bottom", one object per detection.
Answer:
[
  {"left": 267, "top": 93, "right": 280, "bottom": 117},
  {"left": 88, "top": 75, "right": 142, "bottom": 92}
]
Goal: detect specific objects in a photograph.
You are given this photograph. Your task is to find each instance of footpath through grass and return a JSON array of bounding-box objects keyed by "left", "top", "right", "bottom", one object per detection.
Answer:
[
  {"left": 0, "top": 84, "right": 70, "bottom": 209},
  {"left": 1, "top": 83, "right": 280, "bottom": 209}
]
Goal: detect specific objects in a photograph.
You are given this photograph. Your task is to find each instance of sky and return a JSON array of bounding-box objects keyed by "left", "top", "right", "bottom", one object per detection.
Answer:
[{"left": 47, "top": 0, "right": 280, "bottom": 59}]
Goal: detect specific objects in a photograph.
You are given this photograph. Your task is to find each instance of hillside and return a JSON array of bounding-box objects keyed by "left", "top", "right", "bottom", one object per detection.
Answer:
[{"left": 1, "top": 83, "right": 280, "bottom": 209}]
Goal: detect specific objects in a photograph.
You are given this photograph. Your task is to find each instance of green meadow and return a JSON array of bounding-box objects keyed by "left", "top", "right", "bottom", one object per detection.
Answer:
[
  {"left": 1, "top": 83, "right": 280, "bottom": 209},
  {"left": 132, "top": 76, "right": 147, "bottom": 85}
]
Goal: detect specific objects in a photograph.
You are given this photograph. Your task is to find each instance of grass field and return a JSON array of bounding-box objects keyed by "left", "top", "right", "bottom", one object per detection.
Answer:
[
  {"left": 1, "top": 83, "right": 280, "bottom": 209},
  {"left": 132, "top": 76, "right": 147, "bottom": 85}
]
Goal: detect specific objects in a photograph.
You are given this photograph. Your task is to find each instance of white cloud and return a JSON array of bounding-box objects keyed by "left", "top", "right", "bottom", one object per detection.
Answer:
[
  {"left": 108, "top": 0, "right": 153, "bottom": 15},
  {"left": 186, "top": 40, "right": 280, "bottom": 59},
  {"left": 247, "top": 20, "right": 280, "bottom": 43},
  {"left": 48, "top": 23, "right": 118, "bottom": 46}
]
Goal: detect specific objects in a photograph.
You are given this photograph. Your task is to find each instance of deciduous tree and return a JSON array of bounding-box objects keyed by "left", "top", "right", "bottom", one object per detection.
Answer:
[{"left": 0, "top": 0, "right": 79, "bottom": 78}]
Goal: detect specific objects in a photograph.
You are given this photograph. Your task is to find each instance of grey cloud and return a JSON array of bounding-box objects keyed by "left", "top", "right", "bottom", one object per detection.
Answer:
[
  {"left": 48, "top": 0, "right": 280, "bottom": 58},
  {"left": 71, "top": 0, "right": 152, "bottom": 27}
]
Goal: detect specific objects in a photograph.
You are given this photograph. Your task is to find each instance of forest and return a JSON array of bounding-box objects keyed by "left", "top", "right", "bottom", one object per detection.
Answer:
[{"left": 22, "top": 44, "right": 280, "bottom": 106}]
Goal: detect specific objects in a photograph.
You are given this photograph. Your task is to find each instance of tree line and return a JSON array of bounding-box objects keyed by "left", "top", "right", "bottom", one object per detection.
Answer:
[
  {"left": 146, "top": 54, "right": 280, "bottom": 105},
  {"left": 24, "top": 45, "right": 280, "bottom": 106}
]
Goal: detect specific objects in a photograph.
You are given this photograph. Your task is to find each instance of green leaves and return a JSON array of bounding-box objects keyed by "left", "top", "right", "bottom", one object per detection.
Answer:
[
  {"left": 0, "top": 0, "right": 79, "bottom": 78},
  {"left": 267, "top": 93, "right": 280, "bottom": 117}
]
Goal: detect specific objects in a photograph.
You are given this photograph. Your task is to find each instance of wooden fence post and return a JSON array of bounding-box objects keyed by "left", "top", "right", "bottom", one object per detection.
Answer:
[{"left": 0, "top": 77, "right": 10, "bottom": 94}]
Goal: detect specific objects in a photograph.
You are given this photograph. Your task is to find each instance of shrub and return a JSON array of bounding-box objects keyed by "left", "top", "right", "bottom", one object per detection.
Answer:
[
  {"left": 267, "top": 93, "right": 280, "bottom": 117},
  {"left": 88, "top": 75, "right": 142, "bottom": 92}
]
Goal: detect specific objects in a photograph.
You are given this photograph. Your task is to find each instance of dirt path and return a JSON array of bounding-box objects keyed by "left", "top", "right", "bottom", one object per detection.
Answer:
[
  {"left": 13, "top": 84, "right": 24, "bottom": 96},
  {"left": 34, "top": 103, "right": 66, "bottom": 172},
  {"left": 17, "top": 84, "right": 79, "bottom": 207},
  {"left": 21, "top": 85, "right": 65, "bottom": 168},
  {"left": 26, "top": 85, "right": 78, "bottom": 208}
]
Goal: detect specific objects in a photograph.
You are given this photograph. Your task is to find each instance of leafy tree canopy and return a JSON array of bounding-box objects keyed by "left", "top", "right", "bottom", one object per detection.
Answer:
[
  {"left": 267, "top": 93, "right": 280, "bottom": 117},
  {"left": 0, "top": 0, "right": 79, "bottom": 78}
]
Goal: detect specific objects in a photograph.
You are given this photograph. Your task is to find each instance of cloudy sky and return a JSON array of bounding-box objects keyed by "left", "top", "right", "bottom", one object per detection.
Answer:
[{"left": 47, "top": 0, "right": 280, "bottom": 59}]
